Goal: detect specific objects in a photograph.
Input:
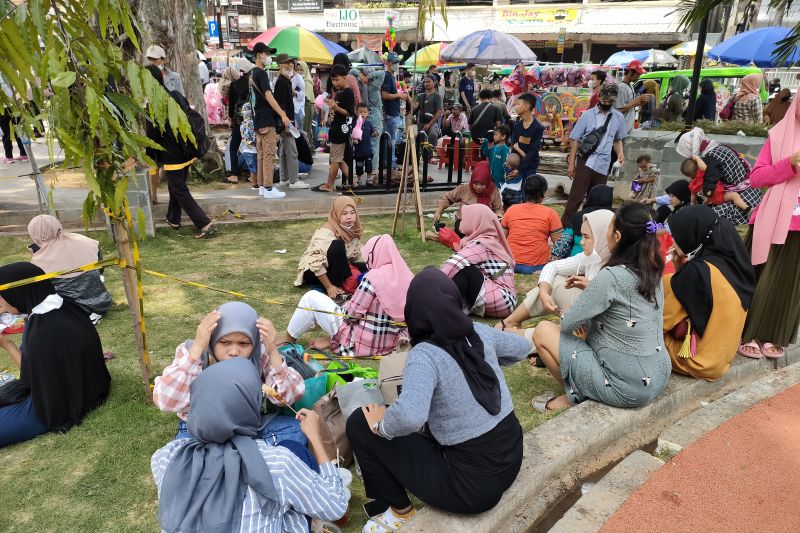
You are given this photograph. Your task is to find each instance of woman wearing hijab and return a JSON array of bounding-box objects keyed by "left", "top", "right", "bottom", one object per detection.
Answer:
[
  {"left": 648, "top": 179, "right": 691, "bottom": 225},
  {"left": 0, "top": 262, "right": 111, "bottom": 447},
  {"left": 731, "top": 73, "right": 764, "bottom": 123},
  {"left": 639, "top": 79, "right": 660, "bottom": 126},
  {"left": 551, "top": 184, "right": 613, "bottom": 259},
  {"left": 663, "top": 206, "right": 755, "bottom": 380},
  {"left": 151, "top": 358, "right": 348, "bottom": 533},
  {"left": 294, "top": 197, "right": 365, "bottom": 299},
  {"left": 675, "top": 127, "right": 763, "bottom": 226},
  {"left": 694, "top": 79, "right": 717, "bottom": 122},
  {"left": 663, "top": 75, "right": 690, "bottom": 122},
  {"left": 346, "top": 268, "right": 531, "bottom": 531},
  {"left": 285, "top": 234, "right": 412, "bottom": 358},
  {"left": 27, "top": 215, "right": 112, "bottom": 322},
  {"left": 153, "top": 301, "right": 307, "bottom": 446},
  {"left": 764, "top": 88, "right": 792, "bottom": 125},
  {"left": 738, "top": 96, "right": 800, "bottom": 360},
  {"left": 440, "top": 203, "right": 517, "bottom": 319},
  {"left": 432, "top": 161, "right": 503, "bottom": 237}
]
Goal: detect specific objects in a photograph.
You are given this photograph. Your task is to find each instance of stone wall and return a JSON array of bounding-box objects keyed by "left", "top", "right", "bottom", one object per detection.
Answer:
[{"left": 612, "top": 129, "right": 768, "bottom": 200}]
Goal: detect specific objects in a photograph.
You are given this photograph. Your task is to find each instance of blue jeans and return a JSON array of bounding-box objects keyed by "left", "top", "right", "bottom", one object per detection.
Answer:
[
  {"left": 176, "top": 415, "right": 308, "bottom": 447},
  {"left": 0, "top": 397, "right": 48, "bottom": 448},
  {"left": 514, "top": 263, "right": 545, "bottom": 275},
  {"left": 384, "top": 114, "right": 403, "bottom": 169}
]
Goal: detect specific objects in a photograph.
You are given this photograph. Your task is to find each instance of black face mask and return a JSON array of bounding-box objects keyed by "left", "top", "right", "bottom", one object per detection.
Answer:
[{"left": 598, "top": 103, "right": 613, "bottom": 111}]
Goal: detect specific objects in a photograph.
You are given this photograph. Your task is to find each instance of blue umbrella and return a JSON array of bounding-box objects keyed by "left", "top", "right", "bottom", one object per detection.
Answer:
[
  {"left": 708, "top": 26, "right": 800, "bottom": 67},
  {"left": 309, "top": 30, "right": 349, "bottom": 58},
  {"left": 440, "top": 29, "right": 536, "bottom": 65},
  {"left": 603, "top": 50, "right": 643, "bottom": 67}
]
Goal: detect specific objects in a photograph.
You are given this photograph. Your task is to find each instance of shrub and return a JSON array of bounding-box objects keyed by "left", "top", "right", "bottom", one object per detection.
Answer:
[{"left": 657, "top": 119, "right": 770, "bottom": 137}]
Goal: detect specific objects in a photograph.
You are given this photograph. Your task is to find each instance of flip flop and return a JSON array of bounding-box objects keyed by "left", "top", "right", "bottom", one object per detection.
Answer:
[
  {"left": 194, "top": 225, "right": 218, "bottom": 239},
  {"left": 312, "top": 185, "right": 333, "bottom": 192},
  {"left": 760, "top": 342, "right": 785, "bottom": 359},
  {"left": 532, "top": 391, "right": 558, "bottom": 413},
  {"left": 737, "top": 340, "right": 763, "bottom": 359}
]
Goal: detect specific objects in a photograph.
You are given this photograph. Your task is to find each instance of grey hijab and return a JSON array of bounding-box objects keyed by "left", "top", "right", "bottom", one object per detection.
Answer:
[
  {"left": 158, "top": 358, "right": 277, "bottom": 533},
  {"left": 191, "top": 301, "right": 262, "bottom": 371}
]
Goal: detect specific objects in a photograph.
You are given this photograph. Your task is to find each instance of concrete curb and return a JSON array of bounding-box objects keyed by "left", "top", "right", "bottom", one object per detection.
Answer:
[
  {"left": 404, "top": 355, "right": 775, "bottom": 532},
  {"left": 549, "top": 450, "right": 664, "bottom": 533},
  {"left": 657, "top": 356, "right": 800, "bottom": 459}
]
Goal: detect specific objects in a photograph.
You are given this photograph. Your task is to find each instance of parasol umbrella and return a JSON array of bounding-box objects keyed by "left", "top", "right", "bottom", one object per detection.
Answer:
[
  {"left": 638, "top": 48, "right": 679, "bottom": 67},
  {"left": 403, "top": 42, "right": 465, "bottom": 72},
  {"left": 708, "top": 26, "right": 800, "bottom": 67},
  {"left": 247, "top": 26, "right": 347, "bottom": 65},
  {"left": 603, "top": 50, "right": 642, "bottom": 67},
  {"left": 348, "top": 47, "right": 382, "bottom": 65},
  {"left": 667, "top": 40, "right": 711, "bottom": 57},
  {"left": 441, "top": 29, "right": 537, "bottom": 65}
]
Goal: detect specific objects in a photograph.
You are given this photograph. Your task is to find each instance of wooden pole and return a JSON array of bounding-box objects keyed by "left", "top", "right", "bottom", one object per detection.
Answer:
[
  {"left": 391, "top": 128, "right": 412, "bottom": 235},
  {"left": 408, "top": 129, "right": 426, "bottom": 240},
  {"left": 391, "top": 125, "right": 426, "bottom": 241}
]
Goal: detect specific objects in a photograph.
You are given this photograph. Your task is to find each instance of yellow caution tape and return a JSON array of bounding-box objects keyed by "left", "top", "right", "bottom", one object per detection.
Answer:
[{"left": 0, "top": 257, "right": 123, "bottom": 292}]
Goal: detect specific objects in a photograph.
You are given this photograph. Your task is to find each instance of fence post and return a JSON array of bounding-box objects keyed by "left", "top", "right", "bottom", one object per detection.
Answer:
[
  {"left": 416, "top": 130, "right": 429, "bottom": 191},
  {"left": 377, "top": 131, "right": 392, "bottom": 189}
]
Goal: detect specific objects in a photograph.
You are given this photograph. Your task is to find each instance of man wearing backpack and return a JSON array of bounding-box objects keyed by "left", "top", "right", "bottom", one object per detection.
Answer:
[
  {"left": 144, "top": 65, "right": 215, "bottom": 239},
  {"left": 562, "top": 84, "right": 627, "bottom": 226}
]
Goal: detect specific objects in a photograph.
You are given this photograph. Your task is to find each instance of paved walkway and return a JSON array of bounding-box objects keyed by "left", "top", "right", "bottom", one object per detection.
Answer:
[{"left": 602, "top": 384, "right": 800, "bottom": 532}]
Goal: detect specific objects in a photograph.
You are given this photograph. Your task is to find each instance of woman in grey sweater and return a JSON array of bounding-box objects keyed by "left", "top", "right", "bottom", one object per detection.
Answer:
[
  {"left": 346, "top": 268, "right": 531, "bottom": 532},
  {"left": 532, "top": 202, "right": 672, "bottom": 411}
]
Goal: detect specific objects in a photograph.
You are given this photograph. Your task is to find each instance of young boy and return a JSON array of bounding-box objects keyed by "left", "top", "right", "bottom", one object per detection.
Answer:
[
  {"left": 511, "top": 93, "right": 544, "bottom": 181},
  {"left": 681, "top": 155, "right": 749, "bottom": 211},
  {"left": 320, "top": 64, "right": 355, "bottom": 192},
  {"left": 237, "top": 102, "right": 259, "bottom": 189},
  {"left": 353, "top": 103, "right": 375, "bottom": 188},
  {"left": 500, "top": 152, "right": 523, "bottom": 209},
  {"left": 480, "top": 125, "right": 511, "bottom": 189},
  {"left": 630, "top": 154, "right": 660, "bottom": 202}
]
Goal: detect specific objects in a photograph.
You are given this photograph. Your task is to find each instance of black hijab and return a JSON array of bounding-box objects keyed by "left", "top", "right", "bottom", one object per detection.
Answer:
[
  {"left": 404, "top": 268, "right": 500, "bottom": 415},
  {"left": 0, "top": 262, "right": 110, "bottom": 432},
  {"left": 669, "top": 206, "right": 755, "bottom": 337},
  {"left": 326, "top": 53, "right": 352, "bottom": 94},
  {"left": 658, "top": 180, "right": 692, "bottom": 224},
  {"left": 570, "top": 184, "right": 613, "bottom": 233}
]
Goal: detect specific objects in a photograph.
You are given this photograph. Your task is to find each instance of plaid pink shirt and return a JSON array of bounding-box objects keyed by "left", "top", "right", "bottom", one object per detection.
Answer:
[
  {"left": 441, "top": 240, "right": 517, "bottom": 318},
  {"left": 153, "top": 342, "right": 306, "bottom": 420},
  {"left": 332, "top": 276, "right": 408, "bottom": 357}
]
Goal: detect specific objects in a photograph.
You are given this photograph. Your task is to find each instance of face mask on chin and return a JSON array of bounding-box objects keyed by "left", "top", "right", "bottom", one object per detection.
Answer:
[
  {"left": 156, "top": 64, "right": 165, "bottom": 70},
  {"left": 282, "top": 67, "right": 294, "bottom": 77}
]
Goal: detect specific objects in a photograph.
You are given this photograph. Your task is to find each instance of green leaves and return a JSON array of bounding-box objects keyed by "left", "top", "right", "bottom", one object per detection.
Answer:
[{"left": 51, "top": 71, "right": 77, "bottom": 89}]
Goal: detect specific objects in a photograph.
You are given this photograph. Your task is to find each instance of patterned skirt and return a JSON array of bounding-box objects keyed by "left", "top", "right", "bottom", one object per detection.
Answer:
[{"left": 711, "top": 187, "right": 763, "bottom": 226}]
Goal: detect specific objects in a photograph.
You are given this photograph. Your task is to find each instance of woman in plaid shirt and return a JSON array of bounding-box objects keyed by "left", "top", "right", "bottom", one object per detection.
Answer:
[
  {"left": 441, "top": 204, "right": 517, "bottom": 318},
  {"left": 284, "top": 235, "right": 413, "bottom": 357},
  {"left": 730, "top": 73, "right": 764, "bottom": 123},
  {"left": 153, "top": 301, "right": 307, "bottom": 446}
]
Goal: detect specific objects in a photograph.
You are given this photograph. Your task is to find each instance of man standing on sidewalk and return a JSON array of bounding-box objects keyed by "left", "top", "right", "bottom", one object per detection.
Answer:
[
  {"left": 251, "top": 42, "right": 290, "bottom": 199},
  {"left": 562, "top": 84, "right": 627, "bottom": 226},
  {"left": 381, "top": 53, "right": 410, "bottom": 170},
  {"left": 459, "top": 63, "right": 477, "bottom": 116},
  {"left": 615, "top": 60, "right": 652, "bottom": 135},
  {"left": 145, "top": 45, "right": 185, "bottom": 96},
  {"left": 273, "top": 53, "right": 308, "bottom": 190}
]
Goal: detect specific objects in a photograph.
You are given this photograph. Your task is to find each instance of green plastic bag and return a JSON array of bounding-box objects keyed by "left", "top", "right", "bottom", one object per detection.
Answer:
[{"left": 323, "top": 360, "right": 378, "bottom": 381}]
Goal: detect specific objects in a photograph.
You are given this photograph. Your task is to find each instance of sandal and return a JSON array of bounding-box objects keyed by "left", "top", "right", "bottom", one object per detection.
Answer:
[
  {"left": 761, "top": 342, "right": 785, "bottom": 359},
  {"left": 737, "top": 340, "right": 763, "bottom": 359},
  {"left": 194, "top": 225, "right": 218, "bottom": 239},
  {"left": 532, "top": 391, "right": 559, "bottom": 413},
  {"left": 166, "top": 221, "right": 180, "bottom": 230},
  {"left": 312, "top": 184, "right": 333, "bottom": 192}
]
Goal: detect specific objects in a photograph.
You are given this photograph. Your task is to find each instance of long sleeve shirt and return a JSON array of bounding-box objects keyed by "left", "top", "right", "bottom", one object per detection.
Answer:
[
  {"left": 437, "top": 183, "right": 503, "bottom": 220},
  {"left": 539, "top": 252, "right": 604, "bottom": 287},
  {"left": 153, "top": 343, "right": 305, "bottom": 419},
  {"left": 748, "top": 137, "right": 800, "bottom": 230},
  {"left": 152, "top": 440, "right": 348, "bottom": 533},
  {"left": 294, "top": 228, "right": 364, "bottom": 287}
]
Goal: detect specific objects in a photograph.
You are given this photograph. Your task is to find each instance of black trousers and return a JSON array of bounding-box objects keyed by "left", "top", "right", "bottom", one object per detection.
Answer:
[
  {"left": 452, "top": 265, "right": 484, "bottom": 307},
  {"left": 228, "top": 121, "right": 242, "bottom": 175},
  {"left": 561, "top": 157, "right": 608, "bottom": 227},
  {"left": 346, "top": 409, "right": 522, "bottom": 514},
  {"left": 0, "top": 110, "right": 26, "bottom": 159},
  {"left": 355, "top": 156, "right": 373, "bottom": 177},
  {"left": 165, "top": 167, "right": 211, "bottom": 230},
  {"left": 302, "top": 239, "right": 365, "bottom": 288}
]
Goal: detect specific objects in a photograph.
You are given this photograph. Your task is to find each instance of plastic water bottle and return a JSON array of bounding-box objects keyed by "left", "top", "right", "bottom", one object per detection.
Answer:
[
  {"left": 288, "top": 122, "right": 301, "bottom": 139},
  {"left": 610, "top": 160, "right": 622, "bottom": 179}
]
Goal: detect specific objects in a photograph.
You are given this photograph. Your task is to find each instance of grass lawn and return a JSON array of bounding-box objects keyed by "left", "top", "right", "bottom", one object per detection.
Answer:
[{"left": 0, "top": 211, "right": 563, "bottom": 532}]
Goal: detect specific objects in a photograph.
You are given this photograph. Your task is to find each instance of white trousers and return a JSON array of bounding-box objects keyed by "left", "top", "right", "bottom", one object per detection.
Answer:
[{"left": 287, "top": 290, "right": 344, "bottom": 339}]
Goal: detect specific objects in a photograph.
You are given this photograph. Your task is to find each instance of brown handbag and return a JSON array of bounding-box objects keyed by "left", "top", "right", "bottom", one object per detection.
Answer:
[
  {"left": 311, "top": 389, "right": 353, "bottom": 467},
  {"left": 378, "top": 349, "right": 410, "bottom": 404}
]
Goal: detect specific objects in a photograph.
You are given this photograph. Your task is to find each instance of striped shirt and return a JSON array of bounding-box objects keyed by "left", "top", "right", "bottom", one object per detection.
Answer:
[{"left": 151, "top": 439, "right": 348, "bottom": 532}]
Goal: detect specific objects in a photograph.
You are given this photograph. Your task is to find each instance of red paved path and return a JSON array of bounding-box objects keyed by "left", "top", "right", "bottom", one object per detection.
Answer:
[{"left": 602, "top": 384, "right": 800, "bottom": 533}]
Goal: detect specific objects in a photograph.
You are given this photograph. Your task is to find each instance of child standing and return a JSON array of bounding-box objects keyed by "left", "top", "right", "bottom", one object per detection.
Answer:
[
  {"left": 681, "top": 155, "right": 749, "bottom": 211},
  {"left": 237, "top": 102, "right": 259, "bottom": 188},
  {"left": 353, "top": 103, "right": 374, "bottom": 188},
  {"left": 501, "top": 152, "right": 523, "bottom": 209},
  {"left": 630, "top": 154, "right": 659, "bottom": 202},
  {"left": 317, "top": 64, "right": 355, "bottom": 193},
  {"left": 480, "top": 125, "right": 511, "bottom": 189}
]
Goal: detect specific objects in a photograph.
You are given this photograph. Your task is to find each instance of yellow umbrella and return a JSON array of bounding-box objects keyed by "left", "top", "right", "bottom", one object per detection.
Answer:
[
  {"left": 404, "top": 43, "right": 465, "bottom": 72},
  {"left": 667, "top": 40, "right": 712, "bottom": 57}
]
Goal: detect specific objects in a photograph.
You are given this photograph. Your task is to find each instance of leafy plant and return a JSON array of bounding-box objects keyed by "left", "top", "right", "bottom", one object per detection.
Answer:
[{"left": 657, "top": 119, "right": 770, "bottom": 137}]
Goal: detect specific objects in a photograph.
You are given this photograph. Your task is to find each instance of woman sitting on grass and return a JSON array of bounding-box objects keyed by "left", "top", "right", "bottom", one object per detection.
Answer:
[
  {"left": 284, "top": 234, "right": 412, "bottom": 357},
  {"left": 346, "top": 268, "right": 531, "bottom": 532},
  {"left": 152, "top": 358, "right": 348, "bottom": 533},
  {"left": 440, "top": 203, "right": 517, "bottom": 319},
  {"left": 153, "top": 301, "right": 309, "bottom": 449},
  {"left": 432, "top": 161, "right": 503, "bottom": 237},
  {"left": 664, "top": 206, "right": 755, "bottom": 380},
  {"left": 551, "top": 184, "right": 613, "bottom": 260},
  {"left": 501, "top": 174, "right": 562, "bottom": 274},
  {"left": 497, "top": 209, "right": 614, "bottom": 340},
  {"left": 0, "top": 262, "right": 110, "bottom": 447},
  {"left": 294, "top": 197, "right": 365, "bottom": 302},
  {"left": 531, "top": 203, "right": 671, "bottom": 412}
]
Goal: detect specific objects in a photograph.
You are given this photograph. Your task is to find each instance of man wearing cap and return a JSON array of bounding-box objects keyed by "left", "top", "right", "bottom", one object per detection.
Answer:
[
  {"left": 562, "top": 83, "right": 627, "bottom": 225},
  {"left": 251, "top": 42, "right": 290, "bottom": 199},
  {"left": 615, "top": 59, "right": 653, "bottom": 135},
  {"left": 381, "top": 52, "right": 411, "bottom": 169},
  {"left": 146, "top": 45, "right": 184, "bottom": 96},
  {"left": 272, "top": 53, "right": 307, "bottom": 190},
  {"left": 413, "top": 75, "right": 443, "bottom": 146}
]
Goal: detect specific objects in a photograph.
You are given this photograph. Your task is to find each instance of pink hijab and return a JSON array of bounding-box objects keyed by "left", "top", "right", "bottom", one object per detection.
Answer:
[
  {"left": 362, "top": 235, "right": 414, "bottom": 322},
  {"left": 736, "top": 73, "right": 762, "bottom": 103},
  {"left": 27, "top": 215, "right": 100, "bottom": 278},
  {"left": 751, "top": 96, "right": 800, "bottom": 265},
  {"left": 459, "top": 204, "right": 515, "bottom": 268}
]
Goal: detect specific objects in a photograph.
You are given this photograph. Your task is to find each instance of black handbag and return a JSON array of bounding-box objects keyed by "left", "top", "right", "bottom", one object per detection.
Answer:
[{"left": 577, "top": 112, "right": 613, "bottom": 159}]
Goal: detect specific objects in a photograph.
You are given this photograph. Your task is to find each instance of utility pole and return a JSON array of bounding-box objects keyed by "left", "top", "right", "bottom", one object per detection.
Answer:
[
  {"left": 685, "top": 12, "right": 709, "bottom": 127},
  {"left": 216, "top": 0, "right": 224, "bottom": 48},
  {"left": 263, "top": 0, "right": 275, "bottom": 28}
]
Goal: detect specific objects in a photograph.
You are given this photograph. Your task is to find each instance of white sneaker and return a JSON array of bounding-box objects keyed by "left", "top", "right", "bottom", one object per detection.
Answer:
[
  {"left": 289, "top": 181, "right": 310, "bottom": 189},
  {"left": 258, "top": 186, "right": 267, "bottom": 197},
  {"left": 262, "top": 187, "right": 286, "bottom": 199},
  {"left": 362, "top": 507, "right": 415, "bottom": 533}
]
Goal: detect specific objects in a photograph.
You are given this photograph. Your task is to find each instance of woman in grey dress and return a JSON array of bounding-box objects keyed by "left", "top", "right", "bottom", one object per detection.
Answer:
[{"left": 532, "top": 203, "right": 671, "bottom": 411}]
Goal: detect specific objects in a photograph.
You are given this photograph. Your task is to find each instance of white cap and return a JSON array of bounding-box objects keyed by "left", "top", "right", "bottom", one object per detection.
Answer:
[{"left": 145, "top": 45, "right": 166, "bottom": 59}]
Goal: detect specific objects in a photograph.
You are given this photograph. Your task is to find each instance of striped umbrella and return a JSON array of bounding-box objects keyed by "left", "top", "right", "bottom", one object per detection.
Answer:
[
  {"left": 247, "top": 26, "right": 347, "bottom": 65},
  {"left": 403, "top": 43, "right": 465, "bottom": 72},
  {"left": 441, "top": 29, "right": 537, "bottom": 65}
]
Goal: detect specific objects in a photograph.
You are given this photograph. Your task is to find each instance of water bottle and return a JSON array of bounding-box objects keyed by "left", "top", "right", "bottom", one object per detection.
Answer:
[{"left": 288, "top": 122, "right": 301, "bottom": 139}]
